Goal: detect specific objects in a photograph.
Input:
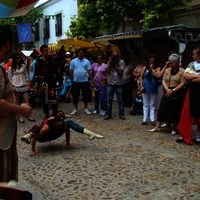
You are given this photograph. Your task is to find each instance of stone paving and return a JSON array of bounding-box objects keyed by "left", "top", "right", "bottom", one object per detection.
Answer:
[{"left": 16, "top": 102, "right": 200, "bottom": 200}]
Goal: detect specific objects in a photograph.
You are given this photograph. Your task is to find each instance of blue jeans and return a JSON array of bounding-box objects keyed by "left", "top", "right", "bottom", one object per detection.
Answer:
[
  {"left": 106, "top": 85, "right": 124, "bottom": 117},
  {"left": 64, "top": 120, "right": 85, "bottom": 133}
]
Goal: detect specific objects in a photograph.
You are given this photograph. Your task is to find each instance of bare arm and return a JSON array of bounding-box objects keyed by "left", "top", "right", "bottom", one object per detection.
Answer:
[
  {"left": 156, "top": 65, "right": 167, "bottom": 78},
  {"left": 184, "top": 72, "right": 200, "bottom": 82},
  {"left": 88, "top": 69, "right": 92, "bottom": 81},
  {"left": 69, "top": 69, "right": 73, "bottom": 81},
  {"left": 162, "top": 79, "right": 172, "bottom": 95},
  {"left": 30, "top": 137, "right": 37, "bottom": 157},
  {"left": 29, "top": 123, "right": 50, "bottom": 157},
  {"left": 138, "top": 67, "right": 146, "bottom": 92},
  {"left": 191, "top": 76, "right": 200, "bottom": 83},
  {"left": 133, "top": 65, "right": 143, "bottom": 78},
  {"left": 65, "top": 129, "right": 70, "bottom": 148},
  {"left": 0, "top": 68, "right": 32, "bottom": 117}
]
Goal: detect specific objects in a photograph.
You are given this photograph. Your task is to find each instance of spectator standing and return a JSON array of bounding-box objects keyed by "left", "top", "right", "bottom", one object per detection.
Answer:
[
  {"left": 8, "top": 52, "right": 34, "bottom": 123},
  {"left": 104, "top": 49, "right": 125, "bottom": 120},
  {"left": 29, "top": 49, "right": 41, "bottom": 84},
  {"left": 91, "top": 55, "right": 107, "bottom": 114},
  {"left": 140, "top": 56, "right": 159, "bottom": 125},
  {"left": 177, "top": 47, "right": 200, "bottom": 144},
  {"left": 70, "top": 48, "right": 92, "bottom": 115},
  {"left": 64, "top": 52, "right": 72, "bottom": 80},
  {"left": 35, "top": 45, "right": 58, "bottom": 117},
  {"left": 150, "top": 54, "right": 186, "bottom": 134},
  {"left": 122, "top": 56, "right": 134, "bottom": 108},
  {"left": 0, "top": 27, "right": 32, "bottom": 184},
  {"left": 99, "top": 78, "right": 107, "bottom": 116},
  {"left": 130, "top": 63, "right": 145, "bottom": 115}
]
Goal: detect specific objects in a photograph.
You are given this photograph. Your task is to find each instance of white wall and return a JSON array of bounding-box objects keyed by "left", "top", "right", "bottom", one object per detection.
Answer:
[{"left": 35, "top": 0, "right": 77, "bottom": 47}]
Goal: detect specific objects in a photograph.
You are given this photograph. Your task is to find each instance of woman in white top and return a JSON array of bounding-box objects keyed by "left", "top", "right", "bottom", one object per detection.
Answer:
[{"left": 8, "top": 52, "right": 34, "bottom": 123}]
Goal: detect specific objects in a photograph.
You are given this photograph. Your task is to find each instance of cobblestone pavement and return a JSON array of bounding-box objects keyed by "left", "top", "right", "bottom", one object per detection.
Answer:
[{"left": 16, "top": 102, "right": 200, "bottom": 200}]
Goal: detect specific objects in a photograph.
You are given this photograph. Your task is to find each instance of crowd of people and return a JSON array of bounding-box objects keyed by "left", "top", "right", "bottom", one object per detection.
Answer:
[{"left": 1, "top": 27, "right": 200, "bottom": 187}]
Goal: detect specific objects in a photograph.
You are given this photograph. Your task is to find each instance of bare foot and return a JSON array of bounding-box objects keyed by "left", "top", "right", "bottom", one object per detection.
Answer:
[
  {"left": 66, "top": 145, "right": 75, "bottom": 150},
  {"left": 149, "top": 127, "right": 161, "bottom": 132},
  {"left": 29, "top": 151, "right": 37, "bottom": 157}
]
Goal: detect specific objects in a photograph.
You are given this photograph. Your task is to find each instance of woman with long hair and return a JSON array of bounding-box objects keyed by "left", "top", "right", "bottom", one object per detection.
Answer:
[
  {"left": 8, "top": 51, "right": 34, "bottom": 123},
  {"left": 140, "top": 56, "right": 160, "bottom": 125}
]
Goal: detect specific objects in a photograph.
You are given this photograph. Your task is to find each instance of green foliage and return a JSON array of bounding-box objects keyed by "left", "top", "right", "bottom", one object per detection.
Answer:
[
  {"left": 66, "top": 3, "right": 101, "bottom": 39},
  {"left": 68, "top": 0, "right": 191, "bottom": 38},
  {"left": 139, "top": 0, "right": 190, "bottom": 29},
  {"left": 0, "top": 8, "right": 43, "bottom": 26},
  {"left": 67, "top": 0, "right": 140, "bottom": 39}
]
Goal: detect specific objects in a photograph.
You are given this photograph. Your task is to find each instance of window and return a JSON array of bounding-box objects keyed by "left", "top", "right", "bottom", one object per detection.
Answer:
[
  {"left": 55, "top": 13, "right": 62, "bottom": 36},
  {"left": 44, "top": 18, "right": 50, "bottom": 38},
  {"left": 34, "top": 23, "right": 39, "bottom": 41}
]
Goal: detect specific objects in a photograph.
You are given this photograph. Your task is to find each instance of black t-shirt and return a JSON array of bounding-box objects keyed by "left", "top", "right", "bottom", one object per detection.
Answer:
[{"left": 35, "top": 56, "right": 57, "bottom": 87}]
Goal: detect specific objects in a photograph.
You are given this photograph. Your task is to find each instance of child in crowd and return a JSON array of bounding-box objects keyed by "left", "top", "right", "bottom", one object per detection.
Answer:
[{"left": 99, "top": 78, "right": 107, "bottom": 116}]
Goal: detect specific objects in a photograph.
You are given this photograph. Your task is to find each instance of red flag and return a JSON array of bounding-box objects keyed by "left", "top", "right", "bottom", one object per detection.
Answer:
[
  {"left": 17, "top": 0, "right": 38, "bottom": 8},
  {"left": 178, "top": 89, "right": 193, "bottom": 144}
]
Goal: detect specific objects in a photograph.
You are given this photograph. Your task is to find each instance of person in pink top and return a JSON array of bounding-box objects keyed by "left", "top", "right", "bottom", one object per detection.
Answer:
[{"left": 91, "top": 55, "right": 108, "bottom": 114}]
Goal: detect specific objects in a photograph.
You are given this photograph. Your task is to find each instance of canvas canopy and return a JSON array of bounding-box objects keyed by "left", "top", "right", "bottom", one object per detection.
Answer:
[
  {"left": 56, "top": 38, "right": 117, "bottom": 52},
  {"left": 0, "top": 0, "right": 38, "bottom": 18}
]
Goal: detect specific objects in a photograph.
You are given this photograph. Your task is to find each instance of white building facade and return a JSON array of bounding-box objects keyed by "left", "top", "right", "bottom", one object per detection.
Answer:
[{"left": 34, "top": 0, "right": 77, "bottom": 47}]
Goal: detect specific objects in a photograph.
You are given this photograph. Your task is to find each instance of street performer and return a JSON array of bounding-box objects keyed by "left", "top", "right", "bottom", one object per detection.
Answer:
[{"left": 21, "top": 111, "right": 104, "bottom": 157}]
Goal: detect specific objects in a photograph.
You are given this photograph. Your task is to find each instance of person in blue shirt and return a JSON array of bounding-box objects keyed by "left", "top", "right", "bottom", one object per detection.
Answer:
[{"left": 69, "top": 48, "right": 92, "bottom": 115}]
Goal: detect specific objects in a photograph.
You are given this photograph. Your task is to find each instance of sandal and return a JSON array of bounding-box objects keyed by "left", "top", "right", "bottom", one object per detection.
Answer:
[{"left": 28, "top": 118, "right": 36, "bottom": 122}]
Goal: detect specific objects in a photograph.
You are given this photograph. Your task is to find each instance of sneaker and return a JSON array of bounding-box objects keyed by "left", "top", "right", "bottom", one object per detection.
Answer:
[
  {"left": 160, "top": 123, "right": 169, "bottom": 128},
  {"left": 176, "top": 137, "right": 184, "bottom": 143},
  {"left": 93, "top": 110, "right": 97, "bottom": 114},
  {"left": 84, "top": 109, "right": 92, "bottom": 115},
  {"left": 101, "top": 111, "right": 106, "bottom": 116},
  {"left": 195, "top": 138, "right": 200, "bottom": 145},
  {"left": 83, "top": 128, "right": 104, "bottom": 140},
  {"left": 70, "top": 109, "right": 77, "bottom": 115},
  {"left": 21, "top": 132, "right": 32, "bottom": 144},
  {"left": 99, "top": 111, "right": 103, "bottom": 116},
  {"left": 7, "top": 180, "right": 17, "bottom": 188},
  {"left": 141, "top": 121, "right": 147, "bottom": 125},
  {"left": 171, "top": 130, "right": 177, "bottom": 135},
  {"left": 28, "top": 117, "right": 36, "bottom": 122}
]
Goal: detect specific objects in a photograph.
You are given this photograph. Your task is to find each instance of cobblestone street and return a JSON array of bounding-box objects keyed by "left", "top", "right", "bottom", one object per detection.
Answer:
[{"left": 16, "top": 102, "right": 200, "bottom": 200}]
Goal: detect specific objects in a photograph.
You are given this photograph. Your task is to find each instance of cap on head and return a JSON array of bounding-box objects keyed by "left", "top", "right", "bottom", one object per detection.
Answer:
[{"left": 65, "top": 52, "right": 71, "bottom": 56}]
